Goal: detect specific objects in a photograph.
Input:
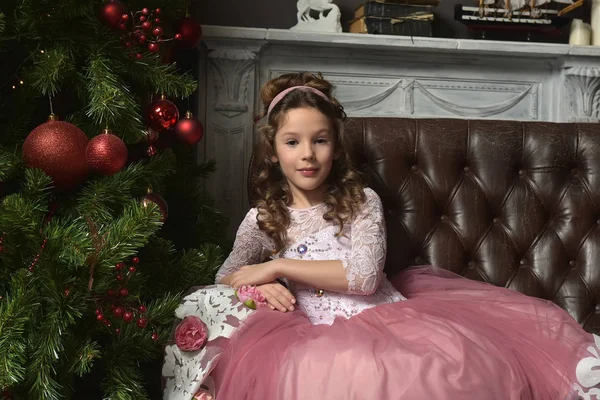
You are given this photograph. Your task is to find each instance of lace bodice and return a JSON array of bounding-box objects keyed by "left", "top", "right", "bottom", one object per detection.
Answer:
[{"left": 214, "top": 188, "right": 406, "bottom": 325}]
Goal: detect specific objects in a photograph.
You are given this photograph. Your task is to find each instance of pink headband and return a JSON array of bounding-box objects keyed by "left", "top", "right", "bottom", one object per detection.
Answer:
[{"left": 267, "top": 86, "right": 330, "bottom": 118}]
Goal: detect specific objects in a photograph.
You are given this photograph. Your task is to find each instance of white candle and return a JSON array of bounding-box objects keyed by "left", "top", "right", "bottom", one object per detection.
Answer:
[{"left": 570, "top": 19, "right": 592, "bottom": 45}]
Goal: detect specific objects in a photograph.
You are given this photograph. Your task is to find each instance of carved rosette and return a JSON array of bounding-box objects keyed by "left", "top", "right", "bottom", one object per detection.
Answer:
[{"left": 564, "top": 67, "right": 600, "bottom": 122}]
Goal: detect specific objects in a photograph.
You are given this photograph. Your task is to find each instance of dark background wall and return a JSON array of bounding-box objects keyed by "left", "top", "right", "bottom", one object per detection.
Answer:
[
  {"left": 197, "top": 0, "right": 468, "bottom": 38},
  {"left": 197, "top": 0, "right": 589, "bottom": 41}
]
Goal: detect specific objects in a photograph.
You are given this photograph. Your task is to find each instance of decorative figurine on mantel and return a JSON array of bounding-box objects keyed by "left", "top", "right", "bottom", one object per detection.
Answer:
[{"left": 291, "top": 0, "right": 343, "bottom": 33}]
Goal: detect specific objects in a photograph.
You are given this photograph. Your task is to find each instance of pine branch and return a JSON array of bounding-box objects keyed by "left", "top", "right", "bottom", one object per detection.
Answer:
[
  {"left": 0, "top": 148, "right": 21, "bottom": 181},
  {"left": 95, "top": 200, "right": 163, "bottom": 273},
  {"left": 28, "top": 45, "right": 75, "bottom": 96},
  {"left": 0, "top": 270, "right": 39, "bottom": 388},
  {"left": 43, "top": 216, "right": 93, "bottom": 269},
  {"left": 0, "top": 12, "right": 5, "bottom": 37},
  {"left": 85, "top": 50, "right": 145, "bottom": 143},
  {"left": 69, "top": 340, "right": 101, "bottom": 377}
]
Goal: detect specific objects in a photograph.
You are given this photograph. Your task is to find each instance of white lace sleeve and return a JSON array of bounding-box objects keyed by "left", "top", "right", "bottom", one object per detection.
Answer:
[
  {"left": 342, "top": 188, "right": 387, "bottom": 295},
  {"left": 214, "top": 208, "right": 273, "bottom": 283}
]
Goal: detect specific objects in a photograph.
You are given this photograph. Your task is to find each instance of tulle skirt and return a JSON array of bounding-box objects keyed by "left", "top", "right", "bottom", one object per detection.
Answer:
[{"left": 211, "top": 266, "right": 598, "bottom": 400}]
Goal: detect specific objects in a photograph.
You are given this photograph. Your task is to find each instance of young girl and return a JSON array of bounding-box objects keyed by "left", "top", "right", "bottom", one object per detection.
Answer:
[{"left": 207, "top": 72, "right": 598, "bottom": 399}]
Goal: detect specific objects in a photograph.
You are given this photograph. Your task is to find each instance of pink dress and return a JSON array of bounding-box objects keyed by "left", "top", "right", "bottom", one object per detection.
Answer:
[{"left": 206, "top": 189, "right": 600, "bottom": 399}]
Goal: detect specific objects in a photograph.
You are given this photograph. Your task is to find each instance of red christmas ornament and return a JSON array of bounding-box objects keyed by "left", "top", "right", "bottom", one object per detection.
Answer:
[
  {"left": 142, "top": 189, "right": 168, "bottom": 221},
  {"left": 86, "top": 129, "right": 128, "bottom": 176},
  {"left": 22, "top": 115, "right": 89, "bottom": 190},
  {"left": 113, "top": 306, "right": 124, "bottom": 318},
  {"left": 175, "top": 111, "right": 204, "bottom": 145},
  {"left": 137, "top": 318, "right": 148, "bottom": 328},
  {"left": 146, "top": 96, "right": 179, "bottom": 132},
  {"left": 174, "top": 16, "right": 202, "bottom": 48},
  {"left": 123, "top": 311, "right": 134, "bottom": 323},
  {"left": 99, "top": 0, "right": 127, "bottom": 29}
]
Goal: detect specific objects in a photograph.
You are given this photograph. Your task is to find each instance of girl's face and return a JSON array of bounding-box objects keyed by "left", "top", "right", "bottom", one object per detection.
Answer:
[{"left": 272, "top": 107, "right": 337, "bottom": 205}]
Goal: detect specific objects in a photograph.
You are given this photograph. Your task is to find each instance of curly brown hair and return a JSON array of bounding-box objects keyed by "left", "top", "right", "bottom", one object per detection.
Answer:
[{"left": 253, "top": 72, "right": 366, "bottom": 252}]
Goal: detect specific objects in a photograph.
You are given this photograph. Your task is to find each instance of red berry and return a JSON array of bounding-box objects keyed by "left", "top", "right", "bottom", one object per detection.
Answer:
[
  {"left": 138, "top": 305, "right": 147, "bottom": 313},
  {"left": 174, "top": 33, "right": 182, "bottom": 40},
  {"left": 137, "top": 318, "right": 148, "bottom": 328},
  {"left": 121, "top": 13, "right": 129, "bottom": 21},
  {"left": 132, "top": 257, "right": 140, "bottom": 264},
  {"left": 104, "top": 319, "right": 112, "bottom": 327},
  {"left": 138, "top": 34, "right": 147, "bottom": 44},
  {"left": 95, "top": 308, "right": 101, "bottom": 315},
  {"left": 154, "top": 17, "right": 161, "bottom": 23},
  {"left": 155, "top": 8, "right": 161, "bottom": 14},
  {"left": 148, "top": 43, "right": 158, "bottom": 52},
  {"left": 118, "top": 22, "right": 127, "bottom": 30},
  {"left": 152, "top": 27, "right": 163, "bottom": 37},
  {"left": 136, "top": 53, "right": 143, "bottom": 59},
  {"left": 113, "top": 307, "right": 124, "bottom": 318},
  {"left": 129, "top": 266, "right": 136, "bottom": 274},
  {"left": 125, "top": 41, "right": 133, "bottom": 48},
  {"left": 96, "top": 313, "right": 104, "bottom": 321},
  {"left": 109, "top": 304, "right": 116, "bottom": 311},
  {"left": 123, "top": 311, "right": 134, "bottom": 323},
  {"left": 115, "top": 328, "right": 121, "bottom": 335},
  {"left": 107, "top": 289, "right": 115, "bottom": 296},
  {"left": 142, "top": 8, "right": 149, "bottom": 15},
  {"left": 151, "top": 332, "right": 158, "bottom": 341},
  {"left": 116, "top": 262, "right": 124, "bottom": 270},
  {"left": 142, "top": 21, "right": 152, "bottom": 31},
  {"left": 116, "top": 274, "right": 123, "bottom": 281},
  {"left": 119, "top": 288, "right": 129, "bottom": 297}
]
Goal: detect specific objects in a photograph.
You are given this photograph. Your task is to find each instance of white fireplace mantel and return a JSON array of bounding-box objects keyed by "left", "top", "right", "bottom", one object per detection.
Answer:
[{"left": 197, "top": 26, "right": 600, "bottom": 236}]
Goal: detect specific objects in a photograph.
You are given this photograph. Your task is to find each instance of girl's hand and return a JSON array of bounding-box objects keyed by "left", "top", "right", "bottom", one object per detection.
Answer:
[
  {"left": 257, "top": 281, "right": 296, "bottom": 312},
  {"left": 229, "top": 262, "right": 278, "bottom": 289}
]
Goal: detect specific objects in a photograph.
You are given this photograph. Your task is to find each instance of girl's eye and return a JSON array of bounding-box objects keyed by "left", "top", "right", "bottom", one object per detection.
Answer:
[
  {"left": 286, "top": 140, "right": 298, "bottom": 146},
  {"left": 316, "top": 138, "right": 328, "bottom": 144}
]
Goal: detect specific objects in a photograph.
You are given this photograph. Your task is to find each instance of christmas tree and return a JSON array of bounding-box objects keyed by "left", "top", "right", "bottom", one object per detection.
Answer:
[{"left": 0, "top": 1, "right": 227, "bottom": 399}]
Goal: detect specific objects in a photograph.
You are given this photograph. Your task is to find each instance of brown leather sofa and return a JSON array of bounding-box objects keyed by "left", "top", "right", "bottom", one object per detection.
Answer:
[{"left": 249, "top": 118, "right": 600, "bottom": 333}]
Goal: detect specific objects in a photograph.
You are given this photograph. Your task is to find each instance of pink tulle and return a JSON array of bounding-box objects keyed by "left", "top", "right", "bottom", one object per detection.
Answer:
[{"left": 212, "top": 266, "right": 594, "bottom": 400}]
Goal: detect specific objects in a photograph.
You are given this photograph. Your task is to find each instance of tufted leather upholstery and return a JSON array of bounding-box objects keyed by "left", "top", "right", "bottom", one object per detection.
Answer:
[{"left": 248, "top": 118, "right": 600, "bottom": 333}]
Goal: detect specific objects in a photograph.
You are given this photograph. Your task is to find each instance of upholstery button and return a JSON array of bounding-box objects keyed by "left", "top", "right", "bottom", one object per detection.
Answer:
[
  {"left": 518, "top": 170, "right": 524, "bottom": 176},
  {"left": 519, "top": 259, "right": 526, "bottom": 266},
  {"left": 411, "top": 165, "right": 418, "bottom": 172},
  {"left": 569, "top": 261, "right": 576, "bottom": 267},
  {"left": 468, "top": 261, "right": 475, "bottom": 269},
  {"left": 597, "top": 219, "right": 600, "bottom": 226},
  {"left": 493, "top": 218, "right": 499, "bottom": 223},
  {"left": 596, "top": 304, "right": 600, "bottom": 312},
  {"left": 571, "top": 168, "right": 578, "bottom": 175},
  {"left": 463, "top": 166, "right": 470, "bottom": 173},
  {"left": 441, "top": 215, "right": 447, "bottom": 221},
  {"left": 415, "top": 256, "right": 423, "bottom": 264}
]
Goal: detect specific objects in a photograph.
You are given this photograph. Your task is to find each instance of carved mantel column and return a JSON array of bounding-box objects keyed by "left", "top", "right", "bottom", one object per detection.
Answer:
[
  {"left": 201, "top": 39, "right": 265, "bottom": 237},
  {"left": 563, "top": 66, "right": 600, "bottom": 122}
]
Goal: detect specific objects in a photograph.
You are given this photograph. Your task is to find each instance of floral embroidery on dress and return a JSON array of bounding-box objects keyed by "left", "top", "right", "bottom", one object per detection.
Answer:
[{"left": 573, "top": 334, "right": 600, "bottom": 400}]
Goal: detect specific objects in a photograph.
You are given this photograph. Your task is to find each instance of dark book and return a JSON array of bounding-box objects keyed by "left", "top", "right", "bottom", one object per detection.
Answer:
[{"left": 355, "top": 1, "right": 436, "bottom": 19}]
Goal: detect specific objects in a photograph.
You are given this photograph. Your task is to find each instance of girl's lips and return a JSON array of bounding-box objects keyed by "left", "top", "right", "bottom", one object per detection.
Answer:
[{"left": 298, "top": 168, "right": 319, "bottom": 177}]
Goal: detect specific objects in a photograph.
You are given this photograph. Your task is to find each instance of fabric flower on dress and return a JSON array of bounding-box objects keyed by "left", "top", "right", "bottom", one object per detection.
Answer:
[
  {"left": 236, "top": 285, "right": 267, "bottom": 309},
  {"left": 175, "top": 316, "right": 208, "bottom": 351}
]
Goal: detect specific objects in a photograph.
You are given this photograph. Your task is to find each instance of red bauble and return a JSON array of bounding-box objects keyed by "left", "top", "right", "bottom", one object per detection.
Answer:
[
  {"left": 137, "top": 318, "right": 148, "bottom": 328},
  {"left": 23, "top": 116, "right": 89, "bottom": 190},
  {"left": 174, "top": 17, "right": 202, "bottom": 48},
  {"left": 123, "top": 311, "right": 134, "bottom": 323},
  {"left": 146, "top": 97, "right": 179, "bottom": 132},
  {"left": 86, "top": 129, "right": 128, "bottom": 176},
  {"left": 142, "top": 190, "right": 168, "bottom": 221},
  {"left": 99, "top": 0, "right": 127, "bottom": 29},
  {"left": 175, "top": 111, "right": 204, "bottom": 145}
]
